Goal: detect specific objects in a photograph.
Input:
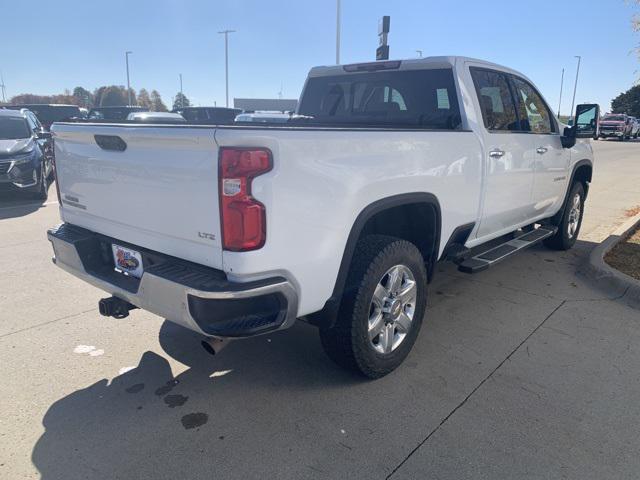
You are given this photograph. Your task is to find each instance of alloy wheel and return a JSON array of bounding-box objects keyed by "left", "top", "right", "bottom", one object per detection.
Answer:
[{"left": 367, "top": 264, "right": 417, "bottom": 354}]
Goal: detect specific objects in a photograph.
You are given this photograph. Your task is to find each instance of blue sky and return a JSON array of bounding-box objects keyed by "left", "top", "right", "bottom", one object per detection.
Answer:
[{"left": 1, "top": 0, "right": 638, "bottom": 114}]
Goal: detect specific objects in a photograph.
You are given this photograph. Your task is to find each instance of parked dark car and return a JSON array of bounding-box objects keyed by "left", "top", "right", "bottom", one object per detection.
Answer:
[
  {"left": 171, "top": 106, "right": 241, "bottom": 124},
  {"left": 4, "top": 104, "right": 82, "bottom": 130},
  {"left": 88, "top": 106, "right": 148, "bottom": 121},
  {"left": 0, "top": 109, "right": 52, "bottom": 200}
]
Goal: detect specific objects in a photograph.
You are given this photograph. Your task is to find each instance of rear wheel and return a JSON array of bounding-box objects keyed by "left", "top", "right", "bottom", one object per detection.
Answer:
[
  {"left": 544, "top": 182, "right": 585, "bottom": 251},
  {"left": 319, "top": 235, "right": 427, "bottom": 378}
]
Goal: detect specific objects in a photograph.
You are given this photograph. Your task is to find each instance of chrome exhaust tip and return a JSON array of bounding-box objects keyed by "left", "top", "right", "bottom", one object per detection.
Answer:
[{"left": 201, "top": 337, "right": 231, "bottom": 356}]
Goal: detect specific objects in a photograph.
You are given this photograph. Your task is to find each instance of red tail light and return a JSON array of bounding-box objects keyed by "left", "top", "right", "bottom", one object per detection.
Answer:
[{"left": 219, "top": 147, "right": 272, "bottom": 251}]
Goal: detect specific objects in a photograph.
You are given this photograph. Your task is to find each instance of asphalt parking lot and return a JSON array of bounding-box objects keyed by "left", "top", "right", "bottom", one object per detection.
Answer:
[{"left": 1, "top": 140, "right": 640, "bottom": 480}]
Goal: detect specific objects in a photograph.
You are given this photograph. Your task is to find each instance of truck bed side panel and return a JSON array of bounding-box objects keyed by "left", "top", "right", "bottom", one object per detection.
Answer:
[{"left": 214, "top": 127, "right": 483, "bottom": 316}]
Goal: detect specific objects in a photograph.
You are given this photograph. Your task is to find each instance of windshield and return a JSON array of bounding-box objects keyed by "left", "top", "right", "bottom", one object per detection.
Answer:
[
  {"left": 297, "top": 68, "right": 462, "bottom": 129},
  {"left": 0, "top": 116, "right": 30, "bottom": 139},
  {"left": 602, "top": 115, "right": 625, "bottom": 122},
  {"left": 27, "top": 106, "right": 81, "bottom": 123}
]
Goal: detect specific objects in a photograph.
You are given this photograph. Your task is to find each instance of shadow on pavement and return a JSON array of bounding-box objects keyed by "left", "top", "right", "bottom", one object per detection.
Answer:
[
  {"left": 0, "top": 182, "right": 54, "bottom": 220},
  {"left": 31, "top": 320, "right": 358, "bottom": 479},
  {"left": 30, "top": 239, "right": 630, "bottom": 479}
]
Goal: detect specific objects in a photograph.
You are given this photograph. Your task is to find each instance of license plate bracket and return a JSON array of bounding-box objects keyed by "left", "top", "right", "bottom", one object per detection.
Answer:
[{"left": 112, "top": 244, "right": 144, "bottom": 278}]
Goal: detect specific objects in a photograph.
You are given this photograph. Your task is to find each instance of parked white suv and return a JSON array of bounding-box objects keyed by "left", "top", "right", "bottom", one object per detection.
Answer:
[{"left": 47, "top": 56, "right": 598, "bottom": 377}]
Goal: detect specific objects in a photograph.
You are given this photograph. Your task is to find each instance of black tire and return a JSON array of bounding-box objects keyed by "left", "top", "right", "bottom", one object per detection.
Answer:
[
  {"left": 29, "top": 162, "right": 48, "bottom": 201},
  {"left": 619, "top": 135, "right": 625, "bottom": 142},
  {"left": 319, "top": 235, "right": 428, "bottom": 378},
  {"left": 544, "top": 182, "right": 585, "bottom": 251}
]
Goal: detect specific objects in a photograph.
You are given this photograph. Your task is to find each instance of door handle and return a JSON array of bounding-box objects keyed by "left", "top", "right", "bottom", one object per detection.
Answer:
[
  {"left": 536, "top": 147, "right": 548, "bottom": 154},
  {"left": 489, "top": 149, "right": 505, "bottom": 158}
]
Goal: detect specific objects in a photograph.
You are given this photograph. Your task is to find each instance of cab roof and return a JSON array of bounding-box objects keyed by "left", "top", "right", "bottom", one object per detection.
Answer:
[
  {"left": 308, "top": 56, "right": 525, "bottom": 79},
  {"left": 0, "top": 108, "right": 27, "bottom": 117}
]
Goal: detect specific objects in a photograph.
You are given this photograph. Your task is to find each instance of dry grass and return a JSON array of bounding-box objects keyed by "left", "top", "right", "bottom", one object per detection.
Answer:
[
  {"left": 605, "top": 227, "right": 640, "bottom": 280},
  {"left": 625, "top": 205, "right": 640, "bottom": 217}
]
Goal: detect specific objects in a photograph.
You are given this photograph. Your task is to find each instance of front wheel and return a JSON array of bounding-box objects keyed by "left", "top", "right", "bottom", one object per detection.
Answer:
[
  {"left": 28, "top": 162, "right": 48, "bottom": 201},
  {"left": 544, "top": 182, "right": 585, "bottom": 251},
  {"left": 319, "top": 235, "right": 427, "bottom": 378}
]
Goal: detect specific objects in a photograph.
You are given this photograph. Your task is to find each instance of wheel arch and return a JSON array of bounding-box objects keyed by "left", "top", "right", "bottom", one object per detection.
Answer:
[
  {"left": 549, "top": 159, "right": 592, "bottom": 225},
  {"left": 305, "top": 192, "right": 441, "bottom": 328}
]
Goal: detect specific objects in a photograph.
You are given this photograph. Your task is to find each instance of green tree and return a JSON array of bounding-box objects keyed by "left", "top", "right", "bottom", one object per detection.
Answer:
[
  {"left": 150, "top": 90, "right": 168, "bottom": 112},
  {"left": 611, "top": 85, "right": 640, "bottom": 117},
  {"left": 72, "top": 87, "right": 93, "bottom": 108},
  {"left": 172, "top": 92, "right": 190, "bottom": 110},
  {"left": 100, "top": 86, "right": 127, "bottom": 106},
  {"left": 93, "top": 86, "right": 107, "bottom": 107},
  {"left": 137, "top": 88, "right": 152, "bottom": 109}
]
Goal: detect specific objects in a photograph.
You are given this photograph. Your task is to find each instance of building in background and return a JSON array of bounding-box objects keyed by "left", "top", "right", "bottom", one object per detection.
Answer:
[{"left": 234, "top": 98, "right": 298, "bottom": 112}]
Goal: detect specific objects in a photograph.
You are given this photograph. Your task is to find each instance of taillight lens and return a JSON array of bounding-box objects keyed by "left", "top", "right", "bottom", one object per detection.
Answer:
[{"left": 219, "top": 148, "right": 272, "bottom": 251}]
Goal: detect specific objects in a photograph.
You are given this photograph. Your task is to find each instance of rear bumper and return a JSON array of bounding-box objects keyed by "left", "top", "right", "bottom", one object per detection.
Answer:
[{"left": 47, "top": 223, "right": 298, "bottom": 338}]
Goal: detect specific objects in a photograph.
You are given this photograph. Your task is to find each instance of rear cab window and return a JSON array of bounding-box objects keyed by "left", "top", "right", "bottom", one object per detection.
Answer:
[{"left": 297, "top": 68, "right": 462, "bottom": 129}]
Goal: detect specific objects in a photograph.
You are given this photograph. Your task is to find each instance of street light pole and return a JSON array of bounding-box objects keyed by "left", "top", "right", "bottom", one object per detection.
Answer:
[
  {"left": 125, "top": 51, "right": 133, "bottom": 106},
  {"left": 0, "top": 71, "right": 6, "bottom": 103},
  {"left": 557, "top": 68, "right": 564, "bottom": 119},
  {"left": 179, "top": 73, "right": 183, "bottom": 108},
  {"left": 570, "top": 55, "right": 581, "bottom": 119},
  {"left": 218, "top": 30, "right": 235, "bottom": 108},
  {"left": 336, "top": 0, "right": 341, "bottom": 64}
]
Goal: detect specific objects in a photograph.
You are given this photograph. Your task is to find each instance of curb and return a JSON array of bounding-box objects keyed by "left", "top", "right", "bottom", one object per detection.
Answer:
[{"left": 581, "top": 212, "right": 640, "bottom": 309}]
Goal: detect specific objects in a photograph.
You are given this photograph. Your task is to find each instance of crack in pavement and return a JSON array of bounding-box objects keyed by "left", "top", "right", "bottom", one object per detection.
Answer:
[{"left": 385, "top": 299, "right": 567, "bottom": 479}]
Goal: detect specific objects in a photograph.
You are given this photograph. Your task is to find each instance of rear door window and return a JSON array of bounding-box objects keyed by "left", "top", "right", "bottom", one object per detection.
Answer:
[
  {"left": 297, "top": 68, "right": 462, "bottom": 129},
  {"left": 470, "top": 68, "right": 520, "bottom": 132}
]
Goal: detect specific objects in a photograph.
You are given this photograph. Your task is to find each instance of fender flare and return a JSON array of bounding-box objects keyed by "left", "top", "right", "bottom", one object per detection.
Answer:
[
  {"left": 550, "top": 159, "right": 592, "bottom": 225},
  {"left": 305, "top": 192, "right": 441, "bottom": 328}
]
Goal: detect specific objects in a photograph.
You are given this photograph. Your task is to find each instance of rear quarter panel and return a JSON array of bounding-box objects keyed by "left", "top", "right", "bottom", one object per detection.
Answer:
[{"left": 215, "top": 127, "right": 483, "bottom": 316}]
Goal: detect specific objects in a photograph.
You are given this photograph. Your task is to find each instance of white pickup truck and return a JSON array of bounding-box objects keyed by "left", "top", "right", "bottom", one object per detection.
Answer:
[{"left": 48, "top": 56, "right": 599, "bottom": 378}]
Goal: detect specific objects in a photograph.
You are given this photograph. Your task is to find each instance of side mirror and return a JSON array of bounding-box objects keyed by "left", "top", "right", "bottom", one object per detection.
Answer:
[
  {"left": 36, "top": 130, "right": 52, "bottom": 140},
  {"left": 561, "top": 103, "right": 600, "bottom": 148},
  {"left": 574, "top": 103, "right": 599, "bottom": 138}
]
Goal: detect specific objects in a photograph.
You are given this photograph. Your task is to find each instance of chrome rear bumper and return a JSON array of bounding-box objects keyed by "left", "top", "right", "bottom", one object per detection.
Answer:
[{"left": 48, "top": 223, "right": 298, "bottom": 338}]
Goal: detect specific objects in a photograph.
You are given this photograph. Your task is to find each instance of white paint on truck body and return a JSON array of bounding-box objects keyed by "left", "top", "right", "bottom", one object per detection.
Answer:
[{"left": 51, "top": 56, "right": 594, "bottom": 320}]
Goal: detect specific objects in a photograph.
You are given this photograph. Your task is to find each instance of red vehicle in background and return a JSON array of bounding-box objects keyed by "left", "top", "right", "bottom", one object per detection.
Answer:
[{"left": 598, "top": 113, "right": 633, "bottom": 141}]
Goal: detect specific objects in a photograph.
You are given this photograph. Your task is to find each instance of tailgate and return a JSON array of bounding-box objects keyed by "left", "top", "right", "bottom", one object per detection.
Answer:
[{"left": 52, "top": 123, "right": 223, "bottom": 269}]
